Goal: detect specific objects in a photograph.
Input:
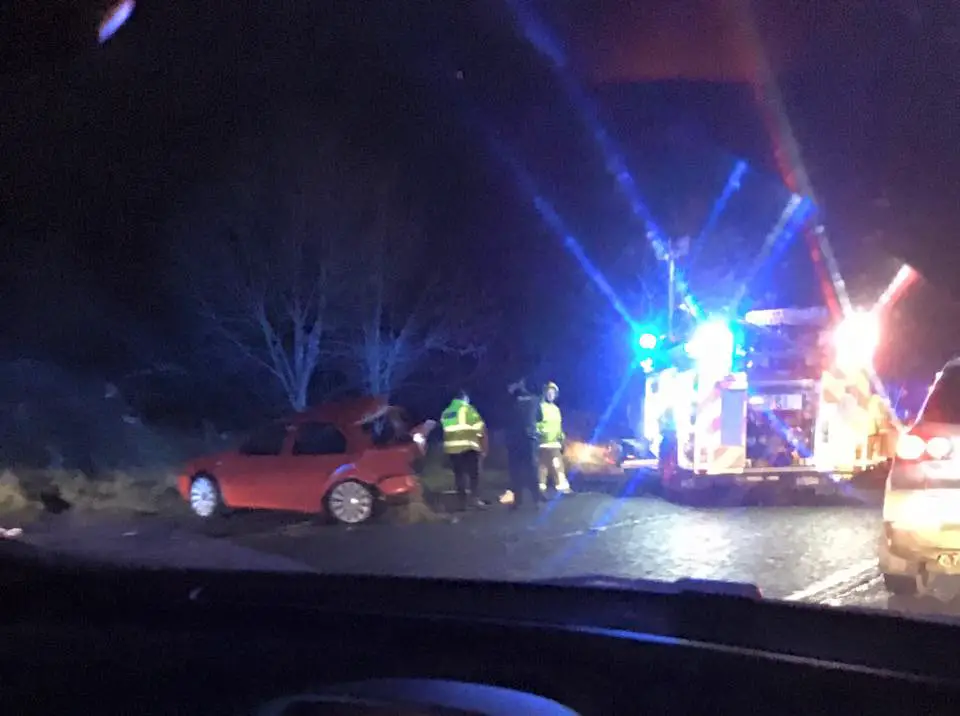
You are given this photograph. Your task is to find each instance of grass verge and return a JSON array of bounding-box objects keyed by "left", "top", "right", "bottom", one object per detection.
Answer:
[
  {"left": 0, "top": 446, "right": 516, "bottom": 525},
  {"left": 0, "top": 468, "right": 185, "bottom": 520}
]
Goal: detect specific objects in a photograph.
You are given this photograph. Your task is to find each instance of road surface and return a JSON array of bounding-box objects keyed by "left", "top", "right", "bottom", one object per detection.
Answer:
[{"left": 11, "top": 489, "right": 960, "bottom": 620}]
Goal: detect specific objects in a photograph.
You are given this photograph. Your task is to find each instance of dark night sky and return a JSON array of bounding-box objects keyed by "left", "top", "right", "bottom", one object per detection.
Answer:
[{"left": 3, "top": 0, "right": 960, "bottom": 414}]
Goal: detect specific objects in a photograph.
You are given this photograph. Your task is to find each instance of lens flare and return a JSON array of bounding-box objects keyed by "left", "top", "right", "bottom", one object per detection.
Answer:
[
  {"left": 834, "top": 310, "right": 880, "bottom": 368},
  {"left": 98, "top": 0, "right": 135, "bottom": 44}
]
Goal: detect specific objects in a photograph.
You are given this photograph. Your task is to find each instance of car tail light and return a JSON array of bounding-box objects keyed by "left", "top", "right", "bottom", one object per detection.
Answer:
[
  {"left": 896, "top": 434, "right": 926, "bottom": 461},
  {"left": 895, "top": 433, "right": 954, "bottom": 462}
]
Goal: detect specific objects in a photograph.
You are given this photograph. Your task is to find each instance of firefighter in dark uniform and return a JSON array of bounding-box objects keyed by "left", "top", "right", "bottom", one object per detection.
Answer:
[{"left": 500, "top": 377, "right": 545, "bottom": 508}]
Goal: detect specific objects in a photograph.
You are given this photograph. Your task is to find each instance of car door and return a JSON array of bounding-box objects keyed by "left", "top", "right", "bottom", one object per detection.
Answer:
[
  {"left": 283, "top": 421, "right": 354, "bottom": 511},
  {"left": 221, "top": 422, "right": 293, "bottom": 510}
]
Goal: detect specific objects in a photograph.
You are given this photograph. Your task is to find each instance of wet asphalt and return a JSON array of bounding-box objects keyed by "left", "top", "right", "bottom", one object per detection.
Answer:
[{"left": 14, "top": 482, "right": 960, "bottom": 618}]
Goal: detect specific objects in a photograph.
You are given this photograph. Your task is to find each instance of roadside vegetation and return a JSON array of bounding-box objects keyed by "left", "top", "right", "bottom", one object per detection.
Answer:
[
  {"left": 0, "top": 116, "right": 498, "bottom": 525},
  {"left": 0, "top": 434, "right": 514, "bottom": 523}
]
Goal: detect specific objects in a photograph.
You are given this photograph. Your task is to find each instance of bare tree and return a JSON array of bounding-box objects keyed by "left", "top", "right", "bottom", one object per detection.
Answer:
[
  {"left": 193, "top": 225, "right": 352, "bottom": 412},
  {"left": 343, "top": 180, "right": 491, "bottom": 397},
  {"left": 175, "top": 117, "right": 490, "bottom": 409},
  {"left": 176, "top": 132, "right": 365, "bottom": 411}
]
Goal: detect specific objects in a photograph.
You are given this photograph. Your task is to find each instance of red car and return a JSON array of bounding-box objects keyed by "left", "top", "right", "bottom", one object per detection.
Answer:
[{"left": 177, "top": 397, "right": 434, "bottom": 525}]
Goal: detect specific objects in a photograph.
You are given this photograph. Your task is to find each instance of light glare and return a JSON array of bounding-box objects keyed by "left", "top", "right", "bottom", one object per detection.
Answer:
[
  {"left": 687, "top": 319, "right": 734, "bottom": 376},
  {"left": 834, "top": 310, "right": 880, "bottom": 368},
  {"left": 638, "top": 333, "right": 658, "bottom": 350},
  {"left": 98, "top": 0, "right": 135, "bottom": 44}
]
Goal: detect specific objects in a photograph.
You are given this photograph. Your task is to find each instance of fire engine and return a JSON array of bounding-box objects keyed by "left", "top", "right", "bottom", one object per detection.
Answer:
[{"left": 619, "top": 306, "right": 896, "bottom": 492}]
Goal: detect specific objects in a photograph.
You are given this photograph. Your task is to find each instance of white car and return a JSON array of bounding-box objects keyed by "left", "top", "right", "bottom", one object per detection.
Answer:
[{"left": 880, "top": 358, "right": 960, "bottom": 595}]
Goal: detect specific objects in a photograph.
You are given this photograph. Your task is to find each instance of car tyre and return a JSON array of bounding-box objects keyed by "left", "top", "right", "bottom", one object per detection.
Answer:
[
  {"left": 188, "top": 474, "right": 225, "bottom": 519},
  {"left": 326, "top": 479, "right": 376, "bottom": 525},
  {"left": 882, "top": 572, "right": 918, "bottom": 596}
]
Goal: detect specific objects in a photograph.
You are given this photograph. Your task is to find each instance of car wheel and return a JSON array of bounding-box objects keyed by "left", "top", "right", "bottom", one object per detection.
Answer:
[
  {"left": 189, "top": 474, "right": 223, "bottom": 519},
  {"left": 326, "top": 480, "right": 376, "bottom": 525},
  {"left": 882, "top": 572, "right": 918, "bottom": 596}
]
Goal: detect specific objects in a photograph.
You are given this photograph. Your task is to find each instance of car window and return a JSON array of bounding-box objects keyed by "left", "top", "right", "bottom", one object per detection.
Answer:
[
  {"left": 920, "top": 367, "right": 960, "bottom": 424},
  {"left": 361, "top": 409, "right": 412, "bottom": 447},
  {"left": 238, "top": 423, "right": 288, "bottom": 456},
  {"left": 292, "top": 422, "right": 348, "bottom": 456}
]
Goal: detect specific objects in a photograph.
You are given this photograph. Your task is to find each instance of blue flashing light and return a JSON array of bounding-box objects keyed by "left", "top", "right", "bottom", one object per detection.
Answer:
[
  {"left": 638, "top": 333, "right": 658, "bottom": 351},
  {"left": 633, "top": 325, "right": 663, "bottom": 373}
]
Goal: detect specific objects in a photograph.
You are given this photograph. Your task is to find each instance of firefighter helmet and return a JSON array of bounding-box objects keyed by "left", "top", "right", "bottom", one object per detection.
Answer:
[{"left": 544, "top": 381, "right": 559, "bottom": 394}]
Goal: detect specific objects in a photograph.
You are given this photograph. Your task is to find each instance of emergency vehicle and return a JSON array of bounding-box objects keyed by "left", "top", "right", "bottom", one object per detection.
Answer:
[{"left": 619, "top": 306, "right": 896, "bottom": 492}]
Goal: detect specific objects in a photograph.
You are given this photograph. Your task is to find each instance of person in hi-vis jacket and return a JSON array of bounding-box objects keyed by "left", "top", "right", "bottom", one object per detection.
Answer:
[
  {"left": 441, "top": 389, "right": 488, "bottom": 510},
  {"left": 538, "top": 381, "right": 571, "bottom": 494}
]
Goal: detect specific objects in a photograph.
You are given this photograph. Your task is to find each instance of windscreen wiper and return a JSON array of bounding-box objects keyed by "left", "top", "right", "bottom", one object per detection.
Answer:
[{"left": 536, "top": 574, "right": 762, "bottom": 599}]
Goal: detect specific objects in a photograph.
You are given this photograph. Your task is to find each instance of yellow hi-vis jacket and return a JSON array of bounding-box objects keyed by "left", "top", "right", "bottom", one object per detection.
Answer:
[
  {"left": 538, "top": 401, "right": 564, "bottom": 449},
  {"left": 441, "top": 399, "right": 486, "bottom": 454}
]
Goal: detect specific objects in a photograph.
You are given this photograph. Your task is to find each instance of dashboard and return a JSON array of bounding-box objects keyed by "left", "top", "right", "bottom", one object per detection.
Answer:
[{"left": 1, "top": 547, "right": 959, "bottom": 715}]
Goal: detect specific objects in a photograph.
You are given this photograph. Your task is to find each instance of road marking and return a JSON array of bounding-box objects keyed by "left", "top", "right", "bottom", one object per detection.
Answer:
[
  {"left": 784, "top": 559, "right": 878, "bottom": 602},
  {"left": 551, "top": 517, "right": 652, "bottom": 541}
]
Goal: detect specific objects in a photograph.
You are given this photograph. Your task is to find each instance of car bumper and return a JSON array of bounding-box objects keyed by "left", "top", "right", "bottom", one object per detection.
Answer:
[
  {"left": 881, "top": 523, "right": 960, "bottom": 576},
  {"left": 377, "top": 474, "right": 420, "bottom": 503},
  {"left": 620, "top": 457, "right": 659, "bottom": 470}
]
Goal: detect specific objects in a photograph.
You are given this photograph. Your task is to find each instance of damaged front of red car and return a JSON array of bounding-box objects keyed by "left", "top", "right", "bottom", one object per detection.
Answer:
[{"left": 351, "top": 399, "right": 437, "bottom": 508}]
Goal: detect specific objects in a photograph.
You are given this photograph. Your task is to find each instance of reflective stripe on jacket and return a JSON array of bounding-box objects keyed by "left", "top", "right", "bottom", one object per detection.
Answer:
[
  {"left": 538, "top": 400, "right": 564, "bottom": 449},
  {"left": 441, "top": 399, "right": 485, "bottom": 454}
]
